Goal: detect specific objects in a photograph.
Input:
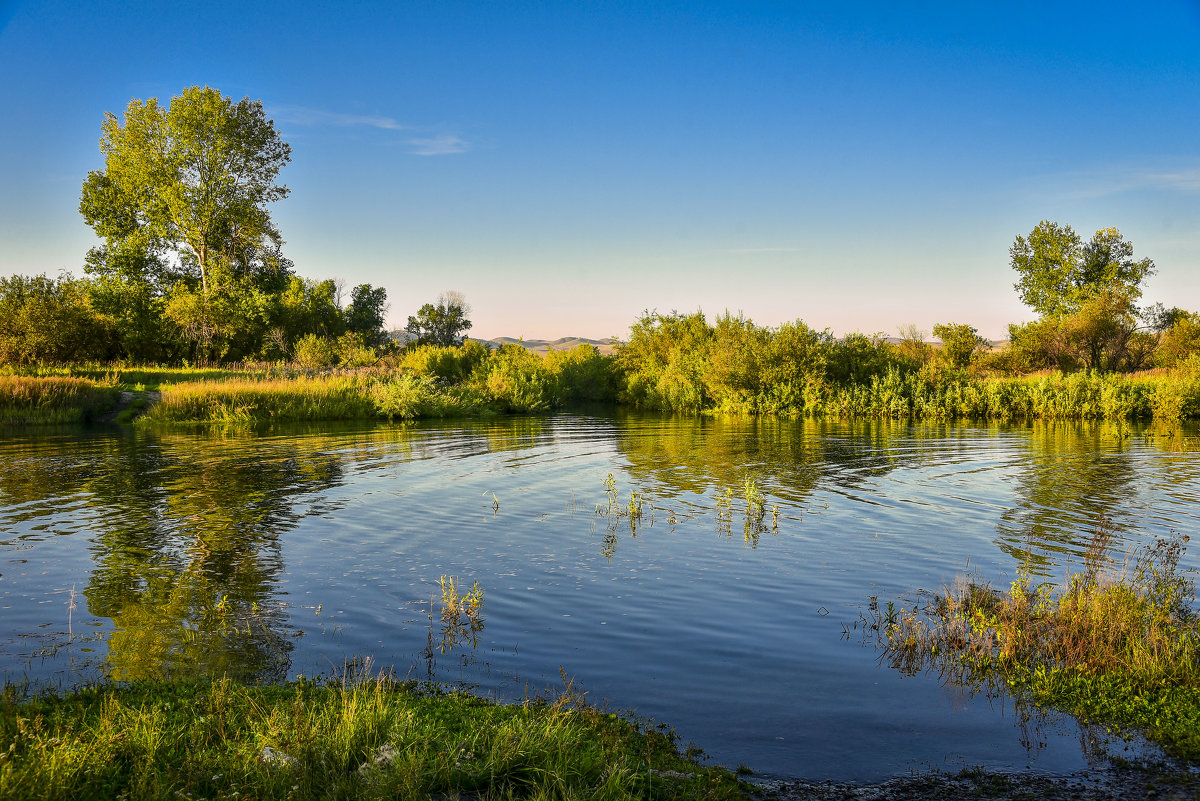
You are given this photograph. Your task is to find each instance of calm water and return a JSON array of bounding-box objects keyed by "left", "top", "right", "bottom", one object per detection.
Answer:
[{"left": 1, "top": 413, "right": 1198, "bottom": 780}]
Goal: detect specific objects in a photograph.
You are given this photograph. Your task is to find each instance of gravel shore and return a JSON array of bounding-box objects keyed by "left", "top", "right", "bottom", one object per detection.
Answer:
[{"left": 752, "top": 763, "right": 1200, "bottom": 801}]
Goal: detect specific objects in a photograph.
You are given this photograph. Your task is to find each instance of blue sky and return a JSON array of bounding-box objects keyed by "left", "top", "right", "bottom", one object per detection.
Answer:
[{"left": 2, "top": 1, "right": 1198, "bottom": 340}]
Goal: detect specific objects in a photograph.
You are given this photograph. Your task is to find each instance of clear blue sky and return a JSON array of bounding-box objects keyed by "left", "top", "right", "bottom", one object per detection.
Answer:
[{"left": 2, "top": 1, "right": 1198, "bottom": 340}]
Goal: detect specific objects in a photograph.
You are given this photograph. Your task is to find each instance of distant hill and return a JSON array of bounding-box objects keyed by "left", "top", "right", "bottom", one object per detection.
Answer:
[
  {"left": 488, "top": 336, "right": 619, "bottom": 355},
  {"left": 386, "top": 331, "right": 619, "bottom": 355}
]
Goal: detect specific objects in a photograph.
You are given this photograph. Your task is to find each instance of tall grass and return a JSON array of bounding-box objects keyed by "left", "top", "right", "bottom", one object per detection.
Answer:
[
  {"left": 866, "top": 530, "right": 1200, "bottom": 761},
  {"left": 142, "top": 376, "right": 380, "bottom": 425},
  {"left": 2, "top": 363, "right": 280, "bottom": 391},
  {"left": 0, "top": 375, "right": 119, "bottom": 424},
  {"left": 0, "top": 675, "right": 749, "bottom": 801}
]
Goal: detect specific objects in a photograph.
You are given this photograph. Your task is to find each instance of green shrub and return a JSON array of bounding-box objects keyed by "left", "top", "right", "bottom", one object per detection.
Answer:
[{"left": 293, "top": 334, "right": 337, "bottom": 370}]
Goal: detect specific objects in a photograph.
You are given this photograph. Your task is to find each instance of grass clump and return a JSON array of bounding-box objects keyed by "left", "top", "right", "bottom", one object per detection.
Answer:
[
  {"left": 0, "top": 674, "right": 750, "bottom": 801},
  {"left": 866, "top": 528, "right": 1200, "bottom": 762},
  {"left": 0, "top": 375, "right": 119, "bottom": 424}
]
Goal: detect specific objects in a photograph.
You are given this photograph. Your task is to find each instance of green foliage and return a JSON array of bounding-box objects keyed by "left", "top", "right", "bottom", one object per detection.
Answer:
[
  {"left": 345, "top": 284, "right": 389, "bottom": 348},
  {"left": 335, "top": 333, "right": 378, "bottom": 369},
  {"left": 1010, "top": 221, "right": 1155, "bottom": 317},
  {"left": 272, "top": 276, "right": 347, "bottom": 347},
  {"left": 401, "top": 342, "right": 483, "bottom": 382},
  {"left": 478, "top": 344, "right": 559, "bottom": 412},
  {"left": 0, "top": 375, "right": 119, "bottom": 424},
  {"left": 405, "top": 291, "right": 472, "bottom": 347},
  {"left": 293, "top": 334, "right": 338, "bottom": 370},
  {"left": 931, "top": 322, "right": 987, "bottom": 370},
  {"left": 1059, "top": 287, "right": 1149, "bottom": 372},
  {"left": 162, "top": 277, "right": 278, "bottom": 364},
  {"left": 1155, "top": 312, "right": 1200, "bottom": 368},
  {"left": 543, "top": 344, "right": 621, "bottom": 403},
  {"left": 0, "top": 274, "right": 114, "bottom": 365},
  {"left": 140, "top": 376, "right": 378, "bottom": 425},
  {"left": 80, "top": 85, "right": 293, "bottom": 299},
  {"left": 866, "top": 532, "right": 1200, "bottom": 762},
  {"left": 0, "top": 676, "right": 751, "bottom": 801},
  {"left": 618, "top": 310, "right": 714, "bottom": 410},
  {"left": 893, "top": 325, "right": 933, "bottom": 371}
]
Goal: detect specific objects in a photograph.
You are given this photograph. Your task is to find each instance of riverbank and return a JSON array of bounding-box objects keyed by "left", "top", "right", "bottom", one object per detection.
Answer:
[
  {"left": 3, "top": 678, "right": 1197, "bottom": 801},
  {"left": 4, "top": 360, "right": 1200, "bottom": 427},
  {"left": 0, "top": 675, "right": 751, "bottom": 800}
]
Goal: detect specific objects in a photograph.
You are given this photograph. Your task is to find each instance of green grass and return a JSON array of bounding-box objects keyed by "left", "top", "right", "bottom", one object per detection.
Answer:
[
  {"left": 0, "top": 375, "right": 119, "bottom": 425},
  {"left": 0, "top": 675, "right": 751, "bottom": 801},
  {"left": 140, "top": 376, "right": 381, "bottom": 425},
  {"left": 866, "top": 530, "right": 1200, "bottom": 762},
  {"left": 4, "top": 363, "right": 278, "bottom": 392}
]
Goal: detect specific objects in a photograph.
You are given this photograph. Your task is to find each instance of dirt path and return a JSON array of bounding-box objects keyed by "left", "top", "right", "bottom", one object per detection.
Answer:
[{"left": 96, "top": 390, "right": 161, "bottom": 423}]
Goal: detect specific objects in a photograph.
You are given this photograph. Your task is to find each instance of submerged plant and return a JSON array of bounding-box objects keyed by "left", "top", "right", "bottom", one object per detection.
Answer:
[
  {"left": 627, "top": 490, "right": 644, "bottom": 521},
  {"left": 742, "top": 476, "right": 765, "bottom": 522},
  {"left": 434, "top": 575, "right": 485, "bottom": 653}
]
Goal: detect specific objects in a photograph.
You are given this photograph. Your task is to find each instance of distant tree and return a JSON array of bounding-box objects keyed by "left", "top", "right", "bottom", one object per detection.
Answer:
[
  {"left": 895, "top": 324, "right": 933, "bottom": 367},
  {"left": 1143, "top": 303, "right": 1188, "bottom": 334},
  {"left": 405, "top": 291, "right": 472, "bottom": 346},
  {"left": 932, "top": 323, "right": 988, "bottom": 370},
  {"left": 79, "top": 86, "right": 293, "bottom": 300},
  {"left": 345, "top": 284, "right": 389, "bottom": 347},
  {"left": 1010, "top": 222, "right": 1155, "bottom": 317}
]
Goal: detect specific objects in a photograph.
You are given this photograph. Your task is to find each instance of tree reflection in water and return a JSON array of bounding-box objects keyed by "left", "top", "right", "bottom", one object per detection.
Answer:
[{"left": 78, "top": 429, "right": 353, "bottom": 681}]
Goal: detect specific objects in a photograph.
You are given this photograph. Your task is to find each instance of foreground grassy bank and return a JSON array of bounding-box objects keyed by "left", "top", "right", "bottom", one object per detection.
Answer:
[
  {"left": 0, "top": 675, "right": 750, "bottom": 801},
  {"left": 869, "top": 532, "right": 1200, "bottom": 763}
]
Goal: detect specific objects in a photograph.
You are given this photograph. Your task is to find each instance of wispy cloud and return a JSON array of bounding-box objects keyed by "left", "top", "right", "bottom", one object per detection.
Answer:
[
  {"left": 405, "top": 133, "right": 470, "bottom": 156},
  {"left": 269, "top": 104, "right": 471, "bottom": 156},
  {"left": 269, "top": 105, "right": 409, "bottom": 131},
  {"left": 1057, "top": 163, "right": 1200, "bottom": 199}
]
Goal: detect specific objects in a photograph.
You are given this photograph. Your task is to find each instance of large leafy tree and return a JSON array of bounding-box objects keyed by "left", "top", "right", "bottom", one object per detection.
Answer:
[
  {"left": 79, "top": 86, "right": 293, "bottom": 300},
  {"left": 1009, "top": 221, "right": 1155, "bottom": 317},
  {"left": 406, "top": 291, "right": 472, "bottom": 347}
]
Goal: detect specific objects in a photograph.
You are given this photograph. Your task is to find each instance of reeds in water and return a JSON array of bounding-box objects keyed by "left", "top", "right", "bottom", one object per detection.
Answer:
[{"left": 864, "top": 529, "right": 1200, "bottom": 761}]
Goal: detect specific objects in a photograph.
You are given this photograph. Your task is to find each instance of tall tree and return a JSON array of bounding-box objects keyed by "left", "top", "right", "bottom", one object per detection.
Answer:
[
  {"left": 1010, "top": 221, "right": 1155, "bottom": 317},
  {"left": 406, "top": 291, "right": 472, "bottom": 346},
  {"left": 345, "top": 284, "right": 389, "bottom": 347},
  {"left": 79, "top": 86, "right": 293, "bottom": 300}
]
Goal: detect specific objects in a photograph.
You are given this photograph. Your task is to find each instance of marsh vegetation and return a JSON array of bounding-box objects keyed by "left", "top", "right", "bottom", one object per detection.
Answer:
[{"left": 861, "top": 527, "right": 1200, "bottom": 762}]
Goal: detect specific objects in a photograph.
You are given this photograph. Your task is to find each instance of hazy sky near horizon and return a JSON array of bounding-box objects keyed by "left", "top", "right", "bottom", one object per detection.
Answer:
[{"left": 2, "top": 1, "right": 1199, "bottom": 340}]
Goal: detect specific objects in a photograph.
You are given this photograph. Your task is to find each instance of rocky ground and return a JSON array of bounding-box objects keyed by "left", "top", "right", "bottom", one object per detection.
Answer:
[{"left": 751, "top": 763, "right": 1200, "bottom": 801}]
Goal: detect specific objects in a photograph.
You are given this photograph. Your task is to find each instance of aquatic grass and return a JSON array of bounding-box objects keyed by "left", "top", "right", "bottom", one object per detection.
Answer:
[
  {"left": 0, "top": 375, "right": 119, "bottom": 424},
  {"left": 0, "top": 676, "right": 751, "bottom": 801},
  {"left": 140, "top": 376, "right": 380, "bottom": 425},
  {"left": 741, "top": 477, "right": 765, "bottom": 523},
  {"left": 865, "top": 530, "right": 1200, "bottom": 762}
]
